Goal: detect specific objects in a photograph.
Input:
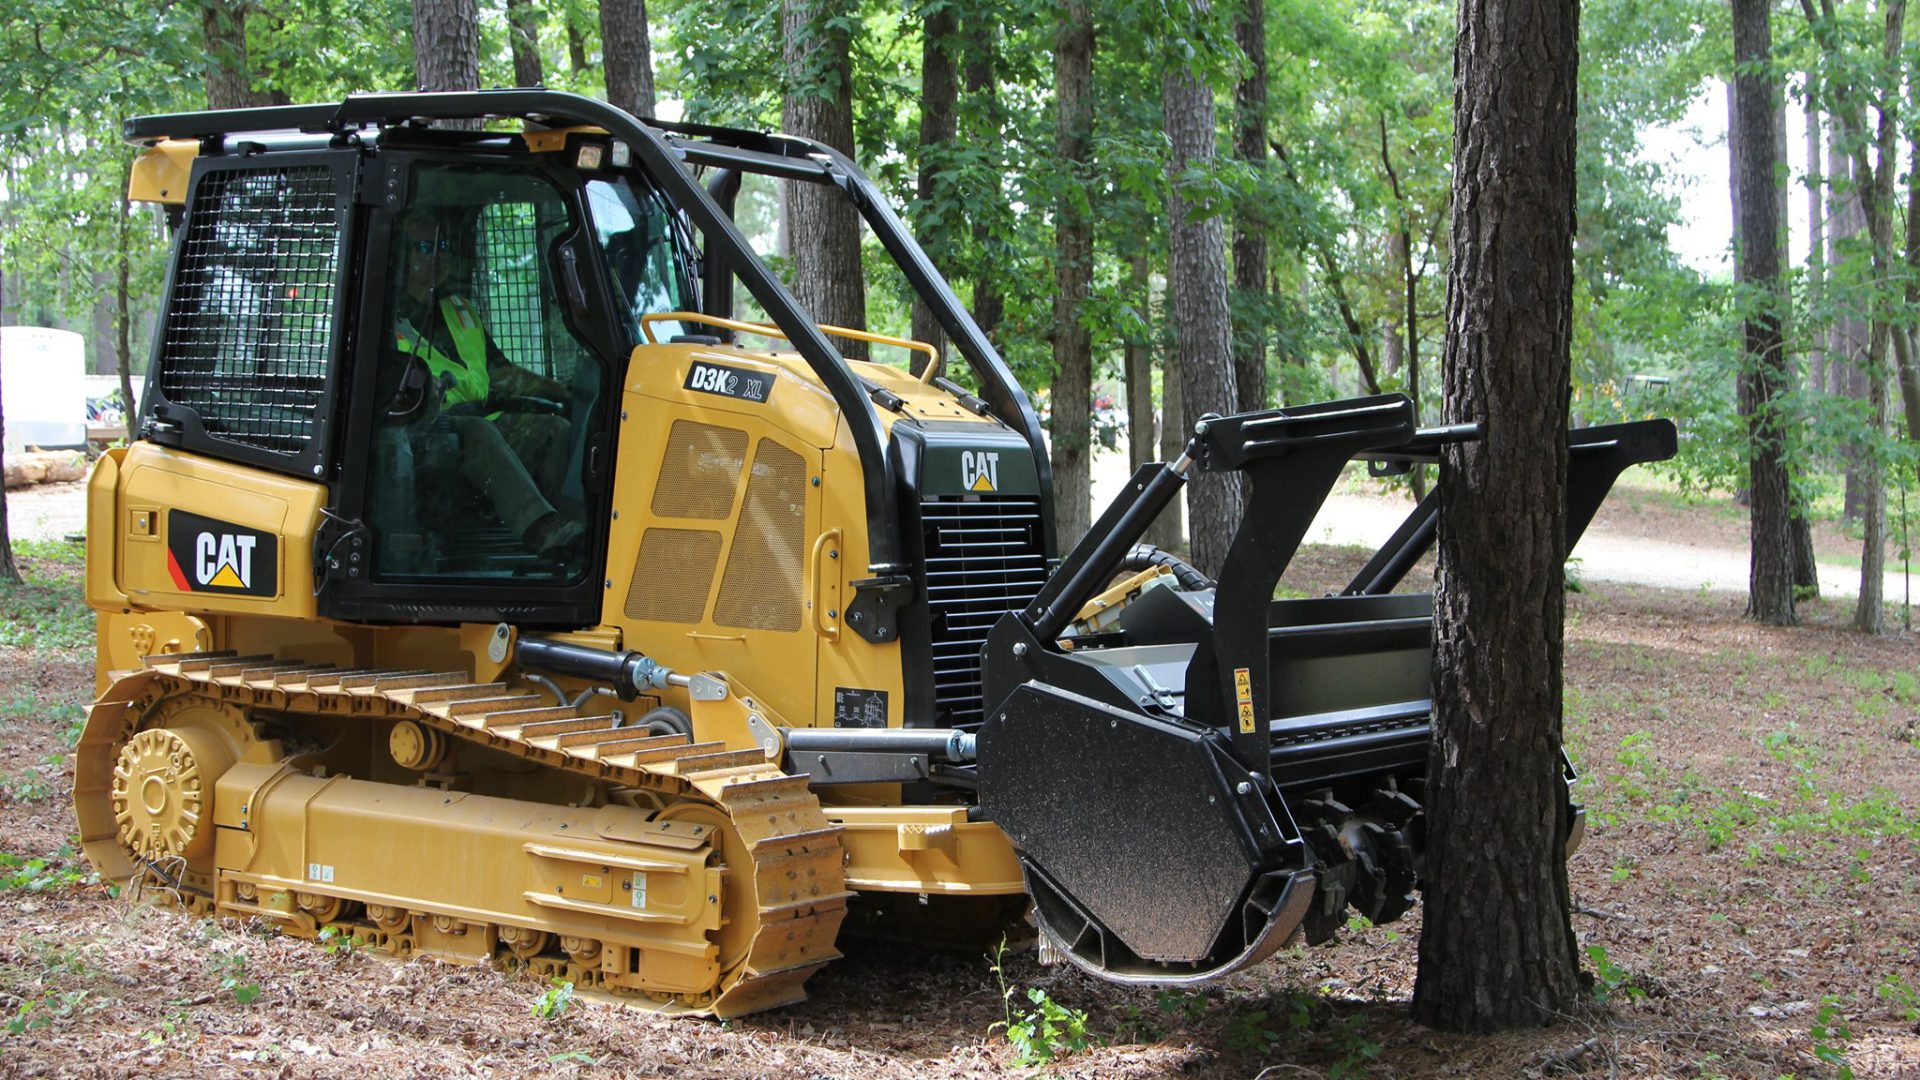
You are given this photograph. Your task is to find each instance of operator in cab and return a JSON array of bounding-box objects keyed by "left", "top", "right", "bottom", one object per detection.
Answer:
[{"left": 384, "top": 211, "right": 584, "bottom": 562}]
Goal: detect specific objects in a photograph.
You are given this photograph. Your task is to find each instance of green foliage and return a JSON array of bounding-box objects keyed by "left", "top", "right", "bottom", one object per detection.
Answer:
[
  {"left": 531, "top": 977, "right": 576, "bottom": 1019},
  {"left": 1812, "top": 997, "right": 1855, "bottom": 1079},
  {"left": 1585, "top": 944, "right": 1647, "bottom": 1003},
  {"left": 0, "top": 541, "right": 93, "bottom": 652},
  {"left": 212, "top": 951, "right": 261, "bottom": 1005},
  {"left": 0, "top": 849, "right": 92, "bottom": 892},
  {"left": 988, "top": 938, "right": 1096, "bottom": 1067}
]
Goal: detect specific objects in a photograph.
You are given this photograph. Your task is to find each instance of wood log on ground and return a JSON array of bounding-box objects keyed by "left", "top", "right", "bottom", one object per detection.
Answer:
[{"left": 4, "top": 450, "right": 87, "bottom": 489}]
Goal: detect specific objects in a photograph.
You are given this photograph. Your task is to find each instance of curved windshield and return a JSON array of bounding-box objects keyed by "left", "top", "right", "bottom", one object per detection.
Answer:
[{"left": 586, "top": 176, "right": 692, "bottom": 346}]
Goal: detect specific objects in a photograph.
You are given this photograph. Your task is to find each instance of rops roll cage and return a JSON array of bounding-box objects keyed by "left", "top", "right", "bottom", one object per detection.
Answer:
[{"left": 124, "top": 88, "right": 1056, "bottom": 580}]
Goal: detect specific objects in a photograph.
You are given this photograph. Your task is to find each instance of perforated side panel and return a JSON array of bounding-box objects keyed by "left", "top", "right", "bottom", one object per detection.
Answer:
[
  {"left": 651, "top": 421, "right": 748, "bottom": 520},
  {"left": 157, "top": 166, "right": 342, "bottom": 457},
  {"left": 625, "top": 528, "right": 722, "bottom": 623},
  {"left": 715, "top": 439, "right": 808, "bottom": 632}
]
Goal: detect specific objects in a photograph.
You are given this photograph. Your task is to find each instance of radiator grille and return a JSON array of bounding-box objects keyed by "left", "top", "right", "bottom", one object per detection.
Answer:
[
  {"left": 625, "top": 528, "right": 721, "bottom": 623},
  {"left": 920, "top": 496, "right": 1048, "bottom": 726},
  {"left": 651, "top": 420, "right": 747, "bottom": 520},
  {"left": 157, "top": 166, "right": 342, "bottom": 456},
  {"left": 714, "top": 439, "right": 807, "bottom": 631}
]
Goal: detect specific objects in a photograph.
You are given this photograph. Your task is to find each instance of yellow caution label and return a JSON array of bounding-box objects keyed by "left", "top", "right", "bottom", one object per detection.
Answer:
[
  {"left": 1234, "top": 667, "right": 1256, "bottom": 733},
  {"left": 581, "top": 874, "right": 603, "bottom": 889}
]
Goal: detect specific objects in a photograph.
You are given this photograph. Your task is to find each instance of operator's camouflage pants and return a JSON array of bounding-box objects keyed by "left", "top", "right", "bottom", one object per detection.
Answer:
[{"left": 447, "top": 412, "right": 570, "bottom": 539}]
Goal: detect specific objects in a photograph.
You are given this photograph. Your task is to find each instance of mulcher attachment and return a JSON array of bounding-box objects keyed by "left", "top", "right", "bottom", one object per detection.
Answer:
[{"left": 978, "top": 394, "right": 1677, "bottom": 983}]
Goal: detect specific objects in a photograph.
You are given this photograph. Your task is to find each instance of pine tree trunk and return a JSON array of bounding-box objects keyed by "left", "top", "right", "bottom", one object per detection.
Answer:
[
  {"left": 911, "top": 5, "right": 960, "bottom": 373},
  {"left": 1231, "top": 0, "right": 1269, "bottom": 415},
  {"left": 601, "top": 0, "right": 656, "bottom": 117},
  {"left": 117, "top": 157, "right": 136, "bottom": 423},
  {"left": 1126, "top": 254, "right": 1155, "bottom": 471},
  {"left": 567, "top": 15, "right": 590, "bottom": 74},
  {"left": 413, "top": 0, "right": 481, "bottom": 132},
  {"left": 1807, "top": 91, "right": 1825, "bottom": 393},
  {"left": 781, "top": 0, "right": 867, "bottom": 358},
  {"left": 1733, "top": 0, "right": 1796, "bottom": 625},
  {"left": 1051, "top": 2, "right": 1095, "bottom": 550},
  {"left": 1162, "top": 13, "right": 1241, "bottom": 579},
  {"left": 1153, "top": 339, "right": 1187, "bottom": 551},
  {"left": 0, "top": 256, "right": 20, "bottom": 585},
  {"left": 202, "top": 1, "right": 275, "bottom": 109},
  {"left": 506, "top": 0, "right": 545, "bottom": 88},
  {"left": 962, "top": 16, "right": 1002, "bottom": 341},
  {"left": 1412, "top": 0, "right": 1582, "bottom": 1032}
]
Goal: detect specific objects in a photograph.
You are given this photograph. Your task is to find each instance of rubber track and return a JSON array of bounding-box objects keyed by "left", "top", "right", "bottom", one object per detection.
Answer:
[{"left": 94, "top": 650, "right": 851, "bottom": 1018}]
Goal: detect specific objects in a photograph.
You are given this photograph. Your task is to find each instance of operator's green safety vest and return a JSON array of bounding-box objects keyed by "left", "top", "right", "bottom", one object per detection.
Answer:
[{"left": 394, "top": 296, "right": 491, "bottom": 408}]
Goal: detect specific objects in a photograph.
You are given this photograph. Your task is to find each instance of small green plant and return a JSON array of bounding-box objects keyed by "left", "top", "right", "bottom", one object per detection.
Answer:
[
  {"left": 1811, "top": 997, "right": 1854, "bottom": 1079},
  {"left": 1876, "top": 974, "right": 1918, "bottom": 1022},
  {"left": 0, "top": 852, "right": 92, "bottom": 891},
  {"left": 316, "top": 926, "right": 366, "bottom": 957},
  {"left": 988, "top": 938, "right": 1096, "bottom": 1067},
  {"left": 1585, "top": 944, "right": 1645, "bottom": 1003},
  {"left": 5, "top": 990, "right": 91, "bottom": 1035},
  {"left": 213, "top": 951, "right": 261, "bottom": 1005},
  {"left": 1327, "top": 1014, "right": 1383, "bottom": 1079},
  {"left": 1222, "top": 995, "right": 1309, "bottom": 1054},
  {"left": 1154, "top": 988, "right": 1208, "bottom": 1025},
  {"left": 531, "top": 977, "right": 576, "bottom": 1019}
]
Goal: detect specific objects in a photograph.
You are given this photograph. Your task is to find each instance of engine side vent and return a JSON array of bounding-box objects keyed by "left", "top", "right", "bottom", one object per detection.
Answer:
[
  {"left": 155, "top": 164, "right": 344, "bottom": 460},
  {"left": 921, "top": 496, "right": 1048, "bottom": 726},
  {"left": 714, "top": 439, "right": 807, "bottom": 632},
  {"left": 625, "top": 528, "right": 722, "bottom": 623},
  {"left": 651, "top": 421, "right": 747, "bottom": 520}
]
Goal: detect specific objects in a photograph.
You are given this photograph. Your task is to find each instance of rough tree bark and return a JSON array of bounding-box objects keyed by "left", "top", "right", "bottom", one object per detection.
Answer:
[
  {"left": 1412, "top": 0, "right": 1584, "bottom": 1032},
  {"left": 911, "top": 3, "right": 960, "bottom": 373},
  {"left": 505, "top": 0, "right": 545, "bottom": 88},
  {"left": 781, "top": 0, "right": 867, "bottom": 358},
  {"left": 1126, "top": 253, "right": 1155, "bottom": 470},
  {"left": 0, "top": 256, "right": 19, "bottom": 585},
  {"left": 567, "top": 14, "right": 590, "bottom": 74},
  {"left": 1802, "top": 0, "right": 1903, "bottom": 631},
  {"left": 1733, "top": 0, "right": 1796, "bottom": 625},
  {"left": 413, "top": 0, "right": 479, "bottom": 93},
  {"left": 962, "top": 15, "right": 1003, "bottom": 342},
  {"left": 1163, "top": 5, "right": 1242, "bottom": 579},
  {"left": 1051, "top": 2, "right": 1095, "bottom": 550},
  {"left": 601, "top": 0, "right": 657, "bottom": 118},
  {"left": 1231, "top": 0, "right": 1269, "bottom": 416},
  {"left": 202, "top": 1, "right": 275, "bottom": 109},
  {"left": 1807, "top": 89, "right": 1825, "bottom": 393}
]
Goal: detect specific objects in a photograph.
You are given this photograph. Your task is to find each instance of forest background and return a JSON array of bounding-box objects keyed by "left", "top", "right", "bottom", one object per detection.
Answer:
[{"left": 0, "top": 0, "right": 1916, "bottom": 622}]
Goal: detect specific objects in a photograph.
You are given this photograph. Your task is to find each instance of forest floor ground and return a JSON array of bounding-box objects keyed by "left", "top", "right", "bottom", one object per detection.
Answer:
[{"left": 0, "top": 487, "right": 1917, "bottom": 1078}]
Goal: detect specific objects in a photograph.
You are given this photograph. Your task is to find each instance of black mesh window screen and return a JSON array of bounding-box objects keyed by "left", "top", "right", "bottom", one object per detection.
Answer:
[
  {"left": 157, "top": 165, "right": 344, "bottom": 460},
  {"left": 475, "top": 203, "right": 553, "bottom": 378}
]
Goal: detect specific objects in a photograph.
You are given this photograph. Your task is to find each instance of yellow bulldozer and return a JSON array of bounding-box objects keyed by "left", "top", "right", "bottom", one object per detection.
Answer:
[{"left": 78, "top": 90, "right": 1674, "bottom": 1016}]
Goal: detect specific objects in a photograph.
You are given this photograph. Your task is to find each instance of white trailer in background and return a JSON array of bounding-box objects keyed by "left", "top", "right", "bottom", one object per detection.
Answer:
[{"left": 0, "top": 327, "right": 88, "bottom": 452}]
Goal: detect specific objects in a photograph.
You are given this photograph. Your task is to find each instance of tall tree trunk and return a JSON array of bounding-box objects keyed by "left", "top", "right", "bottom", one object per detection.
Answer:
[
  {"left": 116, "top": 156, "right": 136, "bottom": 422},
  {"left": 505, "top": 0, "right": 545, "bottom": 88},
  {"left": 963, "top": 16, "right": 1003, "bottom": 342},
  {"left": 1734, "top": 0, "right": 1796, "bottom": 625},
  {"left": 1125, "top": 253, "right": 1155, "bottom": 470},
  {"left": 1381, "top": 115, "right": 1427, "bottom": 498},
  {"left": 781, "top": 0, "right": 867, "bottom": 358},
  {"left": 1807, "top": 88, "right": 1825, "bottom": 393},
  {"left": 601, "top": 0, "right": 656, "bottom": 117},
  {"left": 567, "top": 14, "right": 590, "bottom": 74},
  {"left": 1828, "top": 116, "right": 1869, "bottom": 518},
  {"left": 1802, "top": 0, "right": 1904, "bottom": 628},
  {"left": 1231, "top": 0, "right": 1269, "bottom": 415},
  {"left": 911, "top": 3, "right": 960, "bottom": 373},
  {"left": 0, "top": 255, "right": 19, "bottom": 585},
  {"left": 1153, "top": 335, "right": 1187, "bottom": 551},
  {"left": 413, "top": 0, "right": 481, "bottom": 122},
  {"left": 202, "top": 0, "right": 275, "bottom": 109},
  {"left": 1163, "top": 5, "right": 1242, "bottom": 579},
  {"left": 1051, "top": 2, "right": 1095, "bottom": 550},
  {"left": 1413, "top": 0, "right": 1582, "bottom": 1033}
]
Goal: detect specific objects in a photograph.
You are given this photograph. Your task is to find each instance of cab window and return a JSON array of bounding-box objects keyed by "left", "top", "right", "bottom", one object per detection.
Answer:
[{"left": 586, "top": 176, "right": 692, "bottom": 346}]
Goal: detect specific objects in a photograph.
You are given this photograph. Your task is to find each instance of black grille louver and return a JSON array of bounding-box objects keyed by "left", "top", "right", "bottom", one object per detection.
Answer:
[{"left": 920, "top": 496, "right": 1048, "bottom": 727}]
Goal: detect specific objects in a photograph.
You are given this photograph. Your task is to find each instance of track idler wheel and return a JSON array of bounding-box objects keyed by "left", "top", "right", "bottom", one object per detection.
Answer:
[{"left": 111, "top": 726, "right": 235, "bottom": 864}]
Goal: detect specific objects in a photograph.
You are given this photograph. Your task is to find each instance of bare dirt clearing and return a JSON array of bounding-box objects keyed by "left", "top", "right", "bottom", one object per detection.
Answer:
[{"left": 0, "top": 510, "right": 1916, "bottom": 1077}]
